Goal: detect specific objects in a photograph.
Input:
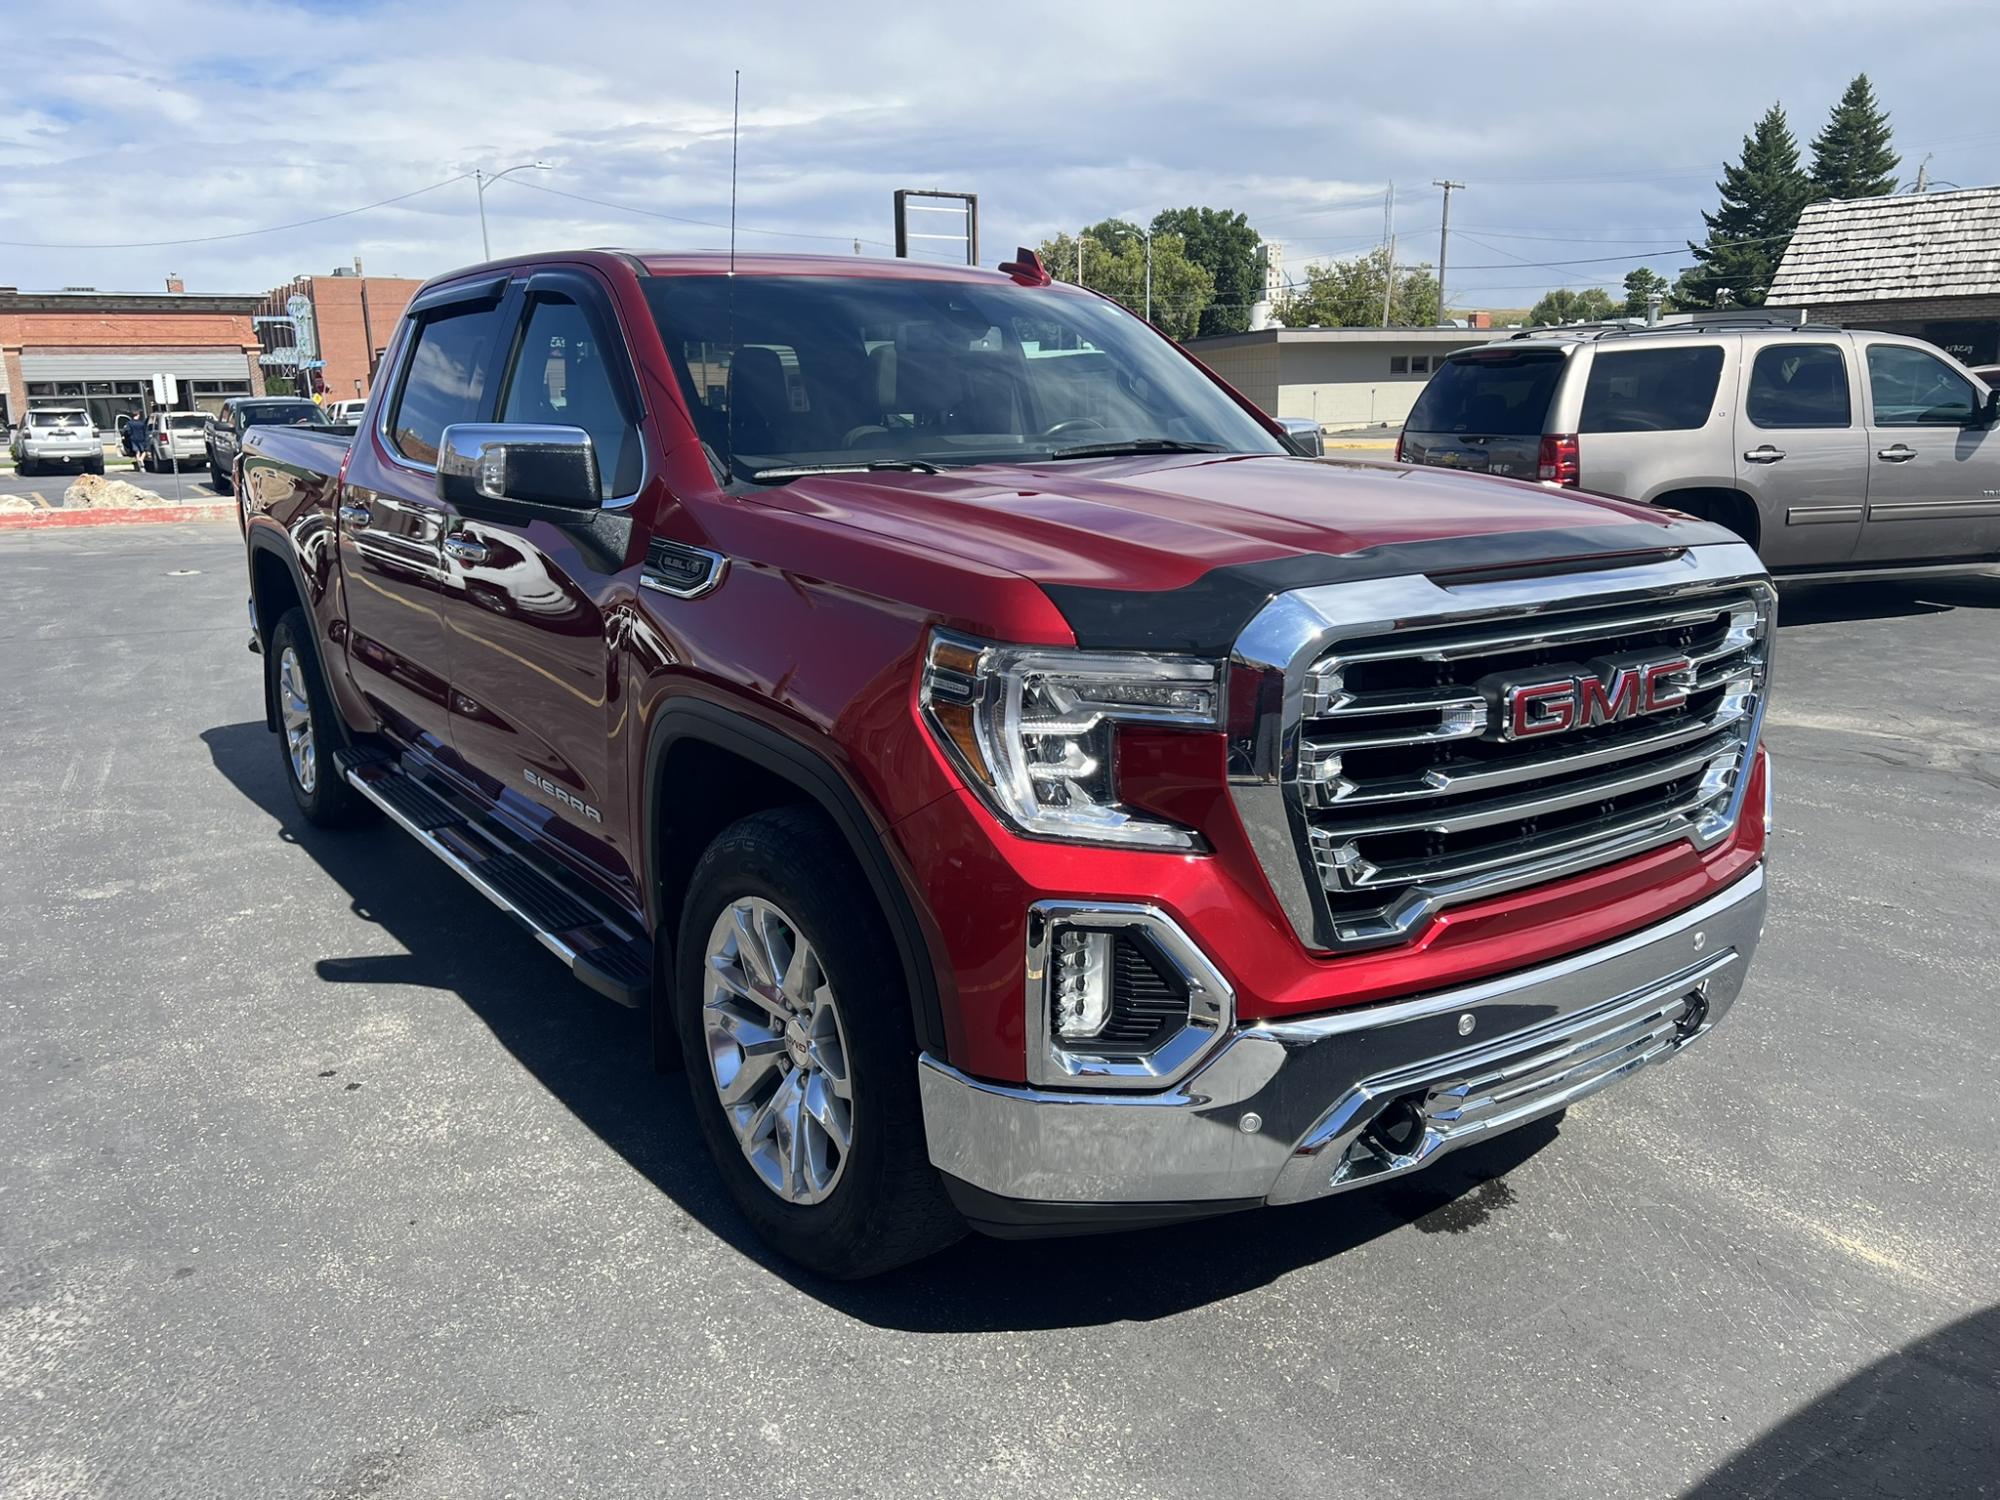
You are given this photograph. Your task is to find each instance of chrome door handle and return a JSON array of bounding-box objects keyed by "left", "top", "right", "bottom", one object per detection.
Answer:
[
  {"left": 1743, "top": 446, "right": 1785, "bottom": 463},
  {"left": 337, "top": 502, "right": 372, "bottom": 528},
  {"left": 443, "top": 535, "right": 490, "bottom": 564},
  {"left": 1877, "top": 445, "right": 1917, "bottom": 462}
]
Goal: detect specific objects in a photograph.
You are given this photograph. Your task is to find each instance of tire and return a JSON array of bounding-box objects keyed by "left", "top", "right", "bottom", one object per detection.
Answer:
[
  {"left": 210, "top": 459, "right": 232, "bottom": 495},
  {"left": 267, "top": 607, "right": 372, "bottom": 829},
  {"left": 16, "top": 458, "right": 33, "bottom": 478},
  {"left": 87, "top": 455, "right": 104, "bottom": 475},
  {"left": 675, "top": 806, "right": 964, "bottom": 1279}
]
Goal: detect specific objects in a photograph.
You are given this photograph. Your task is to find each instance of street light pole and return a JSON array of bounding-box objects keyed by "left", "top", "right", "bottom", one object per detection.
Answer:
[{"left": 474, "top": 160, "right": 554, "bottom": 259}]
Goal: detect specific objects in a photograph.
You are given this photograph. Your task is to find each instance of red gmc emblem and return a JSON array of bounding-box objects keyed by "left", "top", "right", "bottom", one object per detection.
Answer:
[{"left": 1495, "top": 656, "right": 1694, "bottom": 740}]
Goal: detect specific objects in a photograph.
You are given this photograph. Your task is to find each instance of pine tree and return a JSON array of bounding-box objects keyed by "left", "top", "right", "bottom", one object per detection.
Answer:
[
  {"left": 1809, "top": 74, "right": 1900, "bottom": 200},
  {"left": 1674, "top": 103, "right": 1813, "bottom": 309}
]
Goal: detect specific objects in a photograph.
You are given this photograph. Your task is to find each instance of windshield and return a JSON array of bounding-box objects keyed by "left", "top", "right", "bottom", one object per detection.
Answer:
[
  {"left": 1406, "top": 349, "right": 1566, "bottom": 437},
  {"left": 241, "top": 402, "right": 328, "bottom": 428},
  {"left": 643, "top": 273, "right": 1284, "bottom": 481}
]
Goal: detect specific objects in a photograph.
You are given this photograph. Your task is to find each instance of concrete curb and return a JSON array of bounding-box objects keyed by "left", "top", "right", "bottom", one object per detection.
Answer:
[{"left": 0, "top": 503, "right": 235, "bottom": 531}]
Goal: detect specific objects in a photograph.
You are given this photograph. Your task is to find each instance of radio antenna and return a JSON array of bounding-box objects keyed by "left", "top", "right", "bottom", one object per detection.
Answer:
[{"left": 725, "top": 68, "right": 740, "bottom": 485}]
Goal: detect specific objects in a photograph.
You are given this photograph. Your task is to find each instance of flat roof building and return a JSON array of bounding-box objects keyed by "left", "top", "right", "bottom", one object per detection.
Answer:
[
  {"left": 1183, "top": 325, "right": 1511, "bottom": 431},
  {"left": 0, "top": 281, "right": 263, "bottom": 430},
  {"left": 255, "top": 265, "right": 425, "bottom": 401}
]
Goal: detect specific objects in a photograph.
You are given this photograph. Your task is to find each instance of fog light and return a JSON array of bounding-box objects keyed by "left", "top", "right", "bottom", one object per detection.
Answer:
[{"left": 1053, "top": 929, "right": 1113, "bottom": 1040}]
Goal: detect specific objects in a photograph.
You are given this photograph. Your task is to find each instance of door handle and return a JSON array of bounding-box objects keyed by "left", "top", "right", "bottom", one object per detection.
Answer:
[
  {"left": 337, "top": 502, "right": 372, "bottom": 528},
  {"left": 443, "top": 535, "right": 490, "bottom": 564},
  {"left": 1877, "top": 445, "right": 1917, "bottom": 462},
  {"left": 1743, "top": 446, "right": 1786, "bottom": 464}
]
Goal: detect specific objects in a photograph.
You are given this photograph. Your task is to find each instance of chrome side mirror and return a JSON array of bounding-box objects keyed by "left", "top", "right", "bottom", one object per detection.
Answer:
[
  {"left": 436, "top": 423, "right": 599, "bottom": 514},
  {"left": 1274, "top": 416, "right": 1325, "bottom": 458}
]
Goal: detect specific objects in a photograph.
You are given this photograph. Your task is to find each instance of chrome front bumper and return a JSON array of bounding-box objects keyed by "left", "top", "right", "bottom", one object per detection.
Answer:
[{"left": 918, "top": 864, "right": 1765, "bottom": 1213}]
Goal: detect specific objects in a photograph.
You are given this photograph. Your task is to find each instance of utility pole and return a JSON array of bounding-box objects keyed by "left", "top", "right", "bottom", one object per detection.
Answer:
[
  {"left": 1432, "top": 180, "right": 1464, "bottom": 326},
  {"left": 1144, "top": 231, "right": 1153, "bottom": 323},
  {"left": 1381, "top": 181, "right": 1396, "bottom": 326}
]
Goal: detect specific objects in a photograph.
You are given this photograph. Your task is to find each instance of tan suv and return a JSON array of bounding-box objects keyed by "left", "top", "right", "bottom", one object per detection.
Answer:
[{"left": 1398, "top": 315, "right": 2000, "bottom": 572}]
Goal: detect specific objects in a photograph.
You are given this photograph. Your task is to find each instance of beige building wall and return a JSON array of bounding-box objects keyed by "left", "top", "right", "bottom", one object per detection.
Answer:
[{"left": 1189, "top": 335, "right": 1491, "bottom": 429}]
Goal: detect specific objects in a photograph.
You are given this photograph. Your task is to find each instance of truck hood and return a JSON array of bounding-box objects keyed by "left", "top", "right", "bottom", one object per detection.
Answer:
[{"left": 748, "top": 453, "right": 1699, "bottom": 598}]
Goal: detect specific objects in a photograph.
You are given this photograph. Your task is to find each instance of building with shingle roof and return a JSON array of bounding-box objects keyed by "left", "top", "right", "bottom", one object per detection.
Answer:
[{"left": 1767, "top": 187, "right": 2000, "bottom": 366}]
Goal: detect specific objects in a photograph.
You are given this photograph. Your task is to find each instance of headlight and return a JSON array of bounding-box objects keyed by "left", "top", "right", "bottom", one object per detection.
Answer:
[{"left": 919, "top": 629, "right": 1220, "bottom": 849}]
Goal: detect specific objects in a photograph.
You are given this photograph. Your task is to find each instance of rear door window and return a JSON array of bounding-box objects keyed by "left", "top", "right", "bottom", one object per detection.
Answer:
[
  {"left": 1579, "top": 345, "right": 1724, "bottom": 433},
  {"left": 389, "top": 299, "right": 504, "bottom": 465},
  {"left": 1406, "top": 351, "right": 1564, "bottom": 436},
  {"left": 1746, "top": 344, "right": 1851, "bottom": 428}
]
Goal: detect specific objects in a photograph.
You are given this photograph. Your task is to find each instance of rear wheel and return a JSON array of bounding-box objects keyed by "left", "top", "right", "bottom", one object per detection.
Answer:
[
  {"left": 86, "top": 455, "right": 104, "bottom": 475},
  {"left": 267, "top": 607, "right": 372, "bottom": 828},
  {"left": 16, "top": 458, "right": 33, "bottom": 478},
  {"left": 675, "top": 806, "right": 963, "bottom": 1278},
  {"left": 209, "top": 458, "right": 232, "bottom": 495}
]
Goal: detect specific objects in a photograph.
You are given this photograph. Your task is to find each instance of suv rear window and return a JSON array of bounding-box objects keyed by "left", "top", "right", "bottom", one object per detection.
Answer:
[
  {"left": 1579, "top": 346, "right": 1724, "bottom": 433},
  {"left": 1406, "top": 350, "right": 1564, "bottom": 437}
]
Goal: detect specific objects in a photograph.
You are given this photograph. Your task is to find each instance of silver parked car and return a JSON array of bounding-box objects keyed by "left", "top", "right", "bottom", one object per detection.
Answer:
[
  {"left": 10, "top": 406, "right": 105, "bottom": 477},
  {"left": 144, "top": 411, "right": 211, "bottom": 472},
  {"left": 1398, "top": 315, "right": 2000, "bottom": 573}
]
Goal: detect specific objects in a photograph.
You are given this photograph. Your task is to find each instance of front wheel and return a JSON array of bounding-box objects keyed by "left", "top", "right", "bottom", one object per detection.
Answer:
[
  {"left": 675, "top": 807, "right": 963, "bottom": 1278},
  {"left": 266, "top": 607, "right": 372, "bottom": 828},
  {"left": 209, "top": 459, "right": 232, "bottom": 495}
]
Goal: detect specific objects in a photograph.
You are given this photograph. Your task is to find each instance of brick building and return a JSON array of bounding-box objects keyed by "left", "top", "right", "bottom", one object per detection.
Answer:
[
  {"left": 1767, "top": 187, "right": 2000, "bottom": 365},
  {"left": 255, "top": 264, "right": 425, "bottom": 401},
  {"left": 0, "top": 280, "right": 263, "bottom": 430}
]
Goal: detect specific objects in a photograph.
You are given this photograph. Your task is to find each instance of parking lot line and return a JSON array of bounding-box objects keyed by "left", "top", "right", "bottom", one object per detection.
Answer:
[{"left": 29, "top": 492, "right": 48, "bottom": 508}]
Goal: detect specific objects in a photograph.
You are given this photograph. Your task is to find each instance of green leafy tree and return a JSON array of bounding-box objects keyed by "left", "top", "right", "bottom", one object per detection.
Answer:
[
  {"left": 1809, "top": 74, "right": 1899, "bottom": 200},
  {"left": 1148, "top": 207, "right": 1262, "bottom": 337},
  {"left": 1273, "top": 246, "right": 1440, "bottom": 328},
  {"left": 1529, "top": 287, "right": 1619, "bottom": 326},
  {"left": 1674, "top": 102, "right": 1813, "bottom": 308},
  {"left": 1036, "top": 224, "right": 1216, "bottom": 341},
  {"left": 1621, "top": 267, "right": 1670, "bottom": 318}
]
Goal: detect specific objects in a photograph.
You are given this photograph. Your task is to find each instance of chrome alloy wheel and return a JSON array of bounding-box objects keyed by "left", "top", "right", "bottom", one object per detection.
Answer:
[
  {"left": 702, "top": 897, "right": 855, "bottom": 1205},
  {"left": 277, "top": 645, "right": 317, "bottom": 794}
]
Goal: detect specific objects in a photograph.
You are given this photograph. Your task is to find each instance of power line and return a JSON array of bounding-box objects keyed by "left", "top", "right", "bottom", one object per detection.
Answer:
[
  {"left": 0, "top": 173, "right": 474, "bottom": 249},
  {"left": 496, "top": 176, "right": 897, "bottom": 249}
]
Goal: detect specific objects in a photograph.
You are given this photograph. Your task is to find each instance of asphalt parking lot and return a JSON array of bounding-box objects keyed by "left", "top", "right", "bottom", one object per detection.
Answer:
[{"left": 3, "top": 520, "right": 1996, "bottom": 1499}]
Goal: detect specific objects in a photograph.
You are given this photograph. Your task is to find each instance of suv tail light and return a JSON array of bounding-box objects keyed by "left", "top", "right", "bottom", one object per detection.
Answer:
[{"left": 1537, "top": 433, "right": 1580, "bottom": 487}]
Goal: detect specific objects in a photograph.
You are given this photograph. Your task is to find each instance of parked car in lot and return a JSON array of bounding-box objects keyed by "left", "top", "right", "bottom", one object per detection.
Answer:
[
  {"left": 238, "top": 248, "right": 1775, "bottom": 1277},
  {"left": 1398, "top": 315, "right": 2000, "bottom": 572},
  {"left": 10, "top": 406, "right": 104, "bottom": 476},
  {"left": 324, "top": 399, "right": 368, "bottom": 425},
  {"left": 204, "top": 396, "right": 329, "bottom": 492},
  {"left": 144, "top": 410, "right": 211, "bottom": 472}
]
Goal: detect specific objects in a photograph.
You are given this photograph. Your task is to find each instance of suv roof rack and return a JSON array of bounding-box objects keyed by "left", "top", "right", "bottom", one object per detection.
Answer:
[{"left": 1504, "top": 310, "right": 1842, "bottom": 345}]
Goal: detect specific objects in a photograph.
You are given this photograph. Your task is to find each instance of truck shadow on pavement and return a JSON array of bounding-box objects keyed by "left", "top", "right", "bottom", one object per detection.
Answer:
[
  {"left": 1679, "top": 1303, "right": 1999, "bottom": 1500},
  {"left": 1773, "top": 570, "right": 2000, "bottom": 627},
  {"left": 205, "top": 718, "right": 1561, "bottom": 1332}
]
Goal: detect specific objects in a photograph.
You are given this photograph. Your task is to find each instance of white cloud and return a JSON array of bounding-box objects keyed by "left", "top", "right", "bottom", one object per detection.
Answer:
[{"left": 0, "top": 0, "right": 1994, "bottom": 303}]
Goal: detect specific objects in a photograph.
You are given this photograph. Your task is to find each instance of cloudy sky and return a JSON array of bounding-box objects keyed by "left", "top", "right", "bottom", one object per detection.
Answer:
[{"left": 3, "top": 0, "right": 1996, "bottom": 309}]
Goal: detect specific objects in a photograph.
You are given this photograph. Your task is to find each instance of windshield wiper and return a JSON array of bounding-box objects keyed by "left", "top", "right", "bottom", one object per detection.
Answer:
[
  {"left": 1044, "top": 438, "right": 1230, "bottom": 461},
  {"left": 746, "top": 458, "right": 943, "bottom": 482}
]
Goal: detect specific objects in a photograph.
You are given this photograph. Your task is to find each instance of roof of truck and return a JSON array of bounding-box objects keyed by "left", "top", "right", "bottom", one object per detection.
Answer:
[{"left": 634, "top": 251, "right": 1025, "bottom": 283}]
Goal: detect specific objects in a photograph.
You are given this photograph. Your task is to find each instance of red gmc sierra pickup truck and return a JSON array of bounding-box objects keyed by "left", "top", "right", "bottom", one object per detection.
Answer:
[{"left": 237, "top": 247, "right": 1774, "bottom": 1278}]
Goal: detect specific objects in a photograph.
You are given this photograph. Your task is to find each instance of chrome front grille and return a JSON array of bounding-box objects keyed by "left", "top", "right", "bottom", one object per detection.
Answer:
[{"left": 1226, "top": 546, "right": 1775, "bottom": 953}]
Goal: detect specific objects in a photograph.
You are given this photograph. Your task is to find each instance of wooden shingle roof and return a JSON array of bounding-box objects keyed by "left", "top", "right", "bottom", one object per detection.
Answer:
[{"left": 1767, "top": 187, "right": 2000, "bottom": 305}]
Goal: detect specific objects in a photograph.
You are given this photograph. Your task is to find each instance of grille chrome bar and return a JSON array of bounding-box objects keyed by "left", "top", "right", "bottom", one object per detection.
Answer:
[{"left": 1226, "top": 544, "right": 1775, "bottom": 953}]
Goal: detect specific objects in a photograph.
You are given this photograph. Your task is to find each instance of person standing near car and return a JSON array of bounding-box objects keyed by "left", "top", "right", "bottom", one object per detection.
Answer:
[{"left": 121, "top": 411, "right": 150, "bottom": 470}]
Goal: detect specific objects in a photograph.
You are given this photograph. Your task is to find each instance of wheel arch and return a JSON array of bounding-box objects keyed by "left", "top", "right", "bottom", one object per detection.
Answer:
[
  {"left": 246, "top": 528, "right": 310, "bottom": 732},
  {"left": 1650, "top": 486, "right": 1763, "bottom": 551},
  {"left": 642, "top": 698, "right": 949, "bottom": 1065}
]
